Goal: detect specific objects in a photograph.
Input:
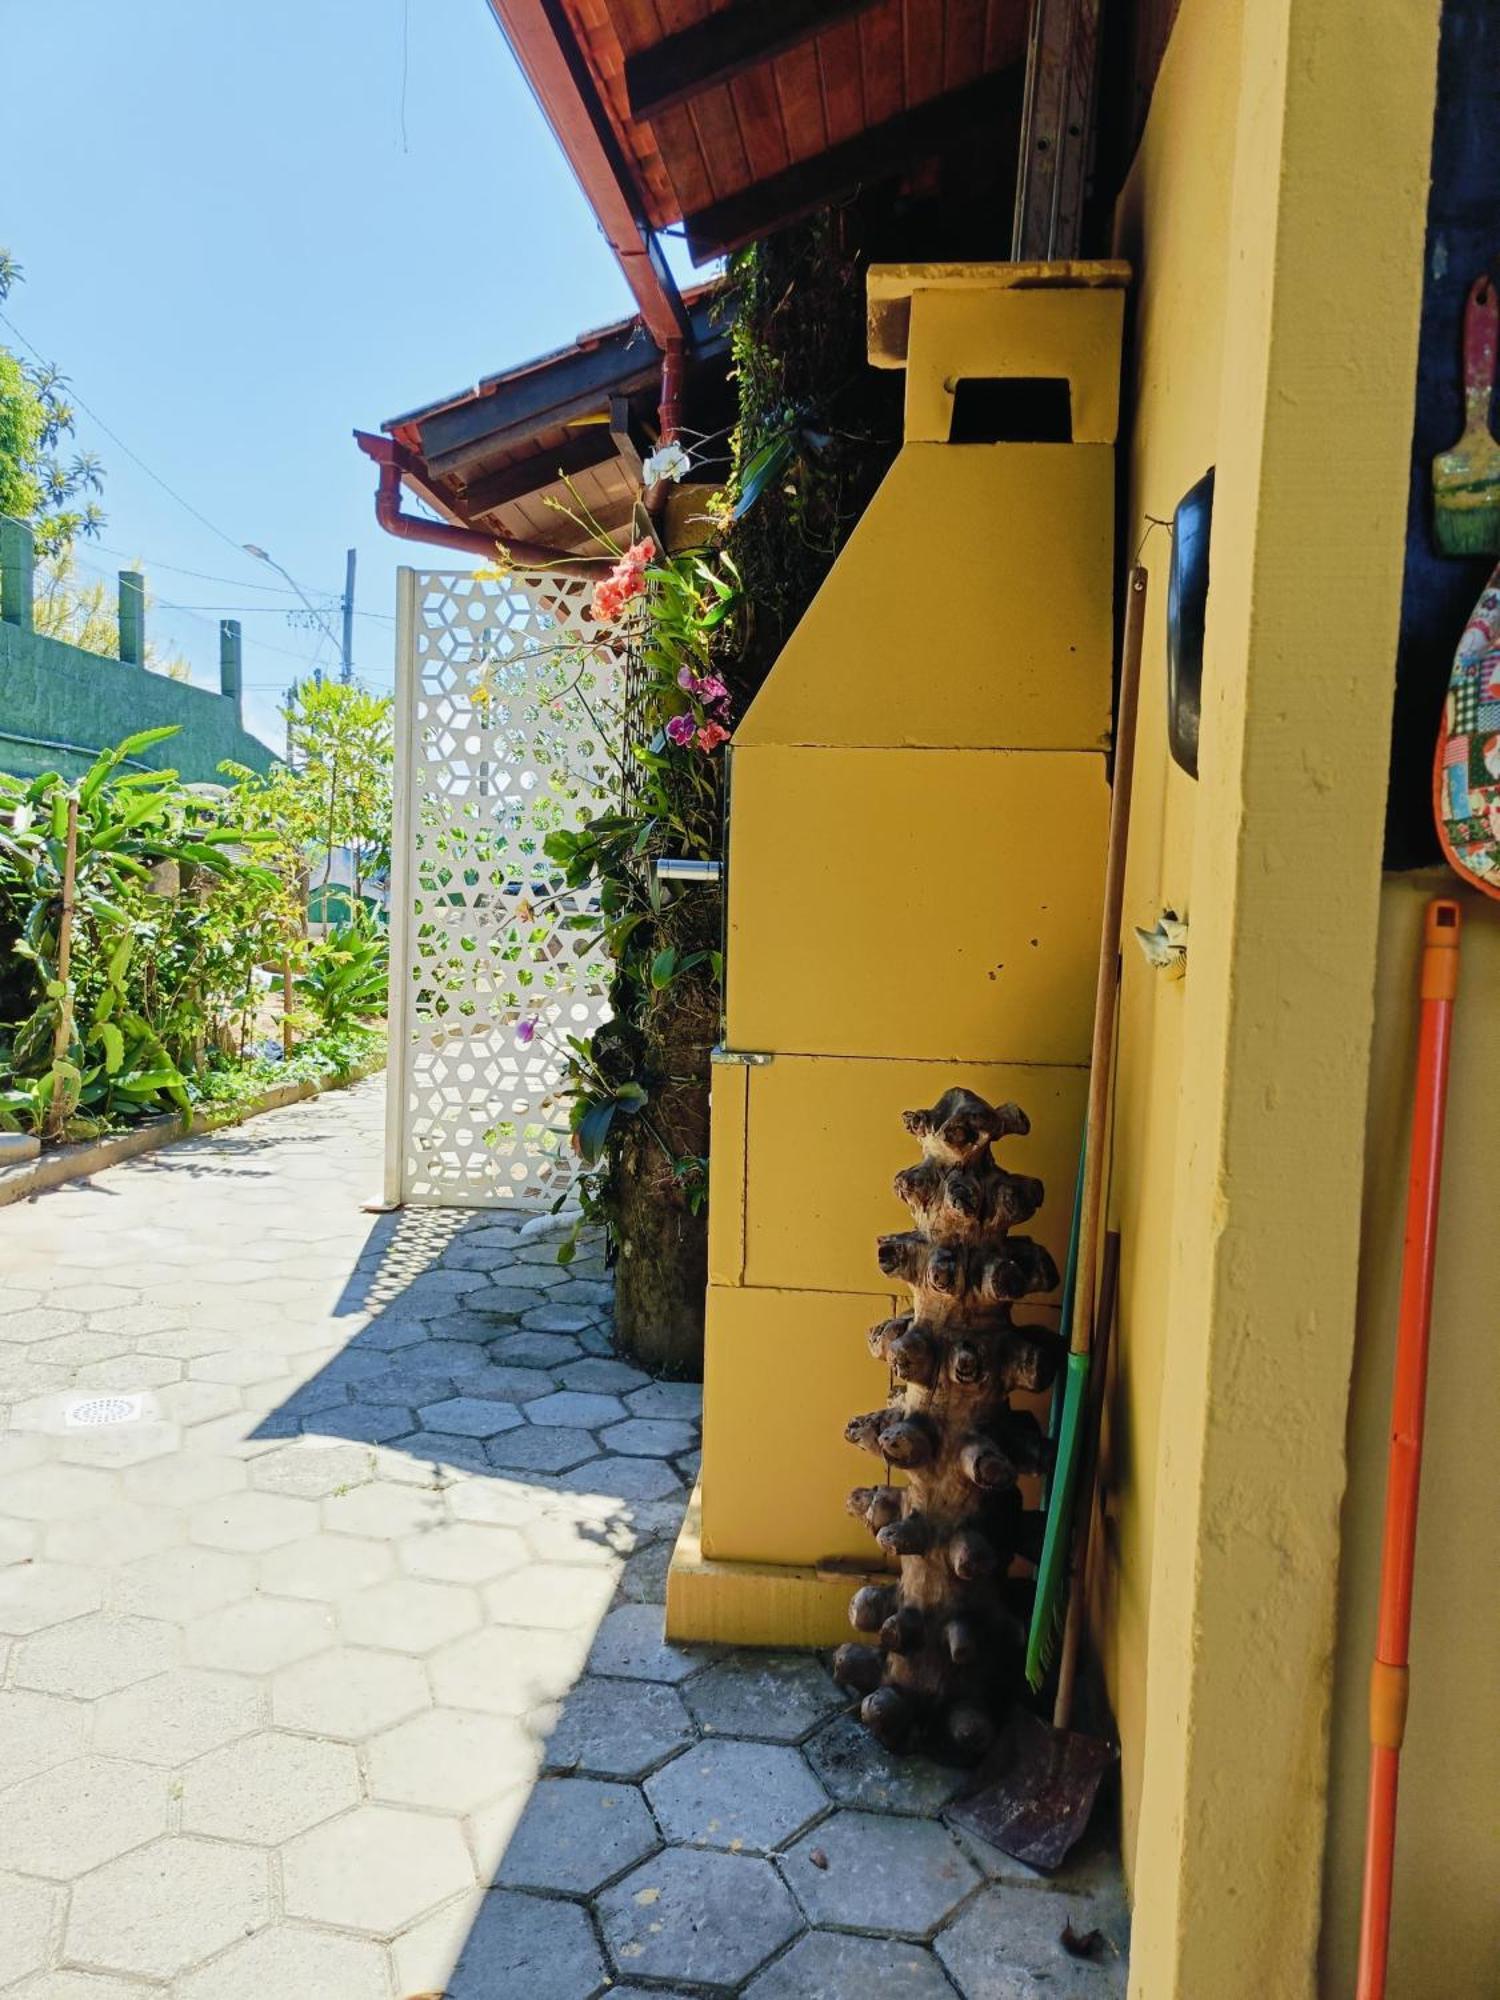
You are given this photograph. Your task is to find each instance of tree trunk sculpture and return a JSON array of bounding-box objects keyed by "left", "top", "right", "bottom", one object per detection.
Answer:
[{"left": 833, "top": 1088, "right": 1062, "bottom": 1762}]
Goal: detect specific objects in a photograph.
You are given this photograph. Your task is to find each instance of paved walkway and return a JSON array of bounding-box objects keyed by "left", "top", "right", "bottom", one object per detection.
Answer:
[{"left": 0, "top": 1079, "right": 1127, "bottom": 1997}]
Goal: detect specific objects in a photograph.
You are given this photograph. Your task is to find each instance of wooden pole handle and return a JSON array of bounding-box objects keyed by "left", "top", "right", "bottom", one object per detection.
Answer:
[{"left": 1069, "top": 565, "right": 1147, "bottom": 1360}]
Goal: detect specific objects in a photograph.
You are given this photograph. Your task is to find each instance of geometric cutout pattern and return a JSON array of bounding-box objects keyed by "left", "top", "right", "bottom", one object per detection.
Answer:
[{"left": 391, "top": 568, "right": 624, "bottom": 1205}]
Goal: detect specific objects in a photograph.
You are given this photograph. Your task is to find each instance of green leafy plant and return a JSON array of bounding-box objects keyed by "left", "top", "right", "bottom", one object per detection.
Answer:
[
  {"left": 295, "top": 909, "right": 389, "bottom": 1032},
  {"left": 0, "top": 729, "right": 283, "bottom": 1136}
]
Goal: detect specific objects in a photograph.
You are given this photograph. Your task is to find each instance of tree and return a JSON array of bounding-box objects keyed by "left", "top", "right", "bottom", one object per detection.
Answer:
[
  {"left": 284, "top": 681, "right": 393, "bottom": 900},
  {"left": 0, "top": 250, "right": 105, "bottom": 556}
]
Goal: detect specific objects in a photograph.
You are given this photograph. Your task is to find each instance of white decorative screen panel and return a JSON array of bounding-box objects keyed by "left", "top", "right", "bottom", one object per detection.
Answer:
[{"left": 386, "top": 567, "right": 622, "bottom": 1207}]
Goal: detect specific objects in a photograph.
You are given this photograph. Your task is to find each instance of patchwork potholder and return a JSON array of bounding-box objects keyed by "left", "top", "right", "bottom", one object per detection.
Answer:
[{"left": 1434, "top": 556, "right": 1500, "bottom": 899}]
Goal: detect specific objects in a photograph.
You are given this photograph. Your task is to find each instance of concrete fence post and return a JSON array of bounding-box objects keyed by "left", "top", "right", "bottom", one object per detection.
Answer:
[
  {"left": 118, "top": 570, "right": 145, "bottom": 666},
  {"left": 1, "top": 516, "right": 35, "bottom": 631},
  {"left": 219, "top": 618, "right": 242, "bottom": 712}
]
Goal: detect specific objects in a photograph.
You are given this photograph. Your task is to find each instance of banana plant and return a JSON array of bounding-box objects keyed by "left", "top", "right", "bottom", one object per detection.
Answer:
[{"left": 0, "top": 729, "right": 280, "bottom": 1135}]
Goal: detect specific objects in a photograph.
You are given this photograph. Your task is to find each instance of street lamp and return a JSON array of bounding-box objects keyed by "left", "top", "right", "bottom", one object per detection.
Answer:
[{"left": 243, "top": 543, "right": 344, "bottom": 682}]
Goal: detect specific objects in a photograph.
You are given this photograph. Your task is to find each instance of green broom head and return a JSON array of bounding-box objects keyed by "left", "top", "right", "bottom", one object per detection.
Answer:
[
  {"left": 1434, "top": 486, "right": 1500, "bottom": 557},
  {"left": 1025, "top": 1348, "right": 1090, "bottom": 1691}
]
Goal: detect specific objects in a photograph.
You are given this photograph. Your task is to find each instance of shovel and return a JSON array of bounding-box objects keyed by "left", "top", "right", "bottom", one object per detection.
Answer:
[{"left": 952, "top": 1232, "right": 1122, "bottom": 1871}]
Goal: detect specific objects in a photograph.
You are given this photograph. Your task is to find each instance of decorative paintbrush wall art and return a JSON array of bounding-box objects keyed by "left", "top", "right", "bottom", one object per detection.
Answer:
[{"left": 833, "top": 1088, "right": 1062, "bottom": 1762}]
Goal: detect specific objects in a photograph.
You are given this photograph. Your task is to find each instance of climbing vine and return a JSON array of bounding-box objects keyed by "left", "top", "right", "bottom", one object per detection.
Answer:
[{"left": 531, "top": 212, "right": 901, "bottom": 1363}]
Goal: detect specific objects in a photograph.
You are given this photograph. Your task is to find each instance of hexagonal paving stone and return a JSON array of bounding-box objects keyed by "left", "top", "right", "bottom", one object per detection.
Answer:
[
  {"left": 260, "top": 1530, "right": 393, "bottom": 1600},
  {"left": 181, "top": 1731, "right": 360, "bottom": 1844},
  {"left": 685, "top": 1651, "right": 848, "bottom": 1744},
  {"left": 429, "top": 1622, "right": 590, "bottom": 1717},
  {"left": 186, "top": 1594, "right": 336, "bottom": 1674},
  {"left": 598, "top": 1847, "right": 802, "bottom": 1987},
  {"left": 338, "top": 1575, "right": 480, "bottom": 1653},
  {"left": 188, "top": 1346, "right": 288, "bottom": 1386},
  {"left": 50, "top": 1283, "right": 139, "bottom": 1314},
  {"left": 522, "top": 1303, "right": 597, "bottom": 1333},
  {"left": 780, "top": 1810, "right": 979, "bottom": 1937},
  {"left": 465, "top": 1286, "right": 550, "bottom": 1320},
  {"left": 484, "top": 1424, "right": 598, "bottom": 1474},
  {"left": 448, "top": 1360, "right": 558, "bottom": 1402},
  {"left": 248, "top": 1440, "right": 377, "bottom": 1500},
  {"left": 600, "top": 1417, "right": 698, "bottom": 1458},
  {"left": 559, "top": 1455, "right": 683, "bottom": 1502},
  {"left": 804, "top": 1713, "right": 968, "bottom": 1816},
  {"left": 65, "top": 1834, "right": 270, "bottom": 1979},
  {"left": 399, "top": 1519, "right": 527, "bottom": 1584},
  {"left": 282, "top": 1803, "right": 473, "bottom": 1935},
  {"left": 417, "top": 1394, "right": 524, "bottom": 1439},
  {"left": 394, "top": 1886, "right": 604, "bottom": 2000},
  {"left": 302, "top": 1401, "right": 414, "bottom": 1444},
  {"left": 0, "top": 1560, "right": 103, "bottom": 1636},
  {"left": 557, "top": 1357, "right": 649, "bottom": 1393},
  {"left": 625, "top": 1379, "right": 704, "bottom": 1422},
  {"left": 587, "top": 1604, "right": 709, "bottom": 1685},
  {"left": 523, "top": 1509, "right": 636, "bottom": 1567},
  {"left": 366, "top": 1706, "right": 538, "bottom": 1812},
  {"left": 0, "top": 1463, "right": 118, "bottom": 1521},
  {"left": 272, "top": 1646, "right": 431, "bottom": 1739},
  {"left": 384, "top": 1429, "right": 491, "bottom": 1473},
  {"left": 0, "top": 1688, "right": 89, "bottom": 1789},
  {"left": 484, "top": 1561, "right": 617, "bottom": 1632},
  {"left": 0, "top": 1869, "right": 61, "bottom": 1984},
  {"left": 0, "top": 1755, "right": 167, "bottom": 1877},
  {"left": 3, "top": 1971, "right": 153, "bottom": 1998},
  {"left": 112, "top": 1544, "right": 254, "bottom": 1622},
  {"left": 524, "top": 1388, "right": 626, "bottom": 1428},
  {"left": 446, "top": 1477, "right": 540, "bottom": 1528},
  {"left": 174, "top": 1922, "right": 391, "bottom": 2000},
  {"left": 745, "top": 1928, "right": 960, "bottom": 1999},
  {"left": 14, "top": 1613, "right": 178, "bottom": 1700},
  {"left": 93, "top": 1667, "right": 260, "bottom": 1767},
  {"left": 0, "top": 1307, "right": 86, "bottom": 1346},
  {"left": 498, "top": 1776, "right": 658, "bottom": 1894},
  {"left": 45, "top": 1500, "right": 182, "bottom": 1568},
  {"left": 122, "top": 1452, "right": 246, "bottom": 1509},
  {"left": 935, "top": 1880, "right": 1130, "bottom": 1997},
  {"left": 190, "top": 1489, "right": 319, "bottom": 1553},
  {"left": 322, "top": 1480, "right": 443, "bottom": 1539},
  {"left": 489, "top": 1331, "right": 583, "bottom": 1369},
  {"left": 617, "top": 1537, "right": 673, "bottom": 1605},
  {"left": 646, "top": 1739, "right": 828, "bottom": 1853},
  {"left": 539, "top": 1674, "right": 697, "bottom": 1780}
]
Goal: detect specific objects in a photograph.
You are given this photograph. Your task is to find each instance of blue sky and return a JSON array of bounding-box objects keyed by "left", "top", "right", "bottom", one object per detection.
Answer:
[{"left": 2, "top": 0, "right": 699, "bottom": 750}]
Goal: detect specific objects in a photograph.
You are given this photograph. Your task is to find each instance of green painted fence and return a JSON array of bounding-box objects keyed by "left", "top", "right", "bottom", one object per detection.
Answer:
[{"left": 0, "top": 516, "right": 276, "bottom": 784}]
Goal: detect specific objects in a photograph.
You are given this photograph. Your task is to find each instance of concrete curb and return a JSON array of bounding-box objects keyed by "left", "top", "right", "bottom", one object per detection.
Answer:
[{"left": 0, "top": 1056, "right": 386, "bottom": 1209}]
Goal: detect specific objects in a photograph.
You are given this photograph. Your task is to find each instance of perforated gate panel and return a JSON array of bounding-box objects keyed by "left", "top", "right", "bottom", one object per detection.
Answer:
[{"left": 384, "top": 567, "right": 623, "bottom": 1208}]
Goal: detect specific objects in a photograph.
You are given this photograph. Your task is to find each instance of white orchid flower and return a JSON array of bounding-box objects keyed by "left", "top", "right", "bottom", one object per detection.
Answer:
[{"left": 642, "top": 440, "right": 692, "bottom": 489}]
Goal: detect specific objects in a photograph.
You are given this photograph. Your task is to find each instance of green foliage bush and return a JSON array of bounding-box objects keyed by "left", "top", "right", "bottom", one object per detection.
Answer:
[
  {"left": 296, "top": 909, "right": 389, "bottom": 1033},
  {"left": 0, "top": 729, "right": 292, "bottom": 1138}
]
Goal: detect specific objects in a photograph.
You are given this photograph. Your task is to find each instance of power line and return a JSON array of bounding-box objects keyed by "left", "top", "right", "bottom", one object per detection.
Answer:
[
  {"left": 78, "top": 546, "right": 394, "bottom": 621},
  {"left": 0, "top": 307, "right": 260, "bottom": 565}
]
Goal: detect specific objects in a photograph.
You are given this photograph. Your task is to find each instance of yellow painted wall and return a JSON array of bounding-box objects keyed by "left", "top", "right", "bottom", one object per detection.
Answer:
[
  {"left": 1102, "top": 0, "right": 1439, "bottom": 1993},
  {"left": 1320, "top": 876, "right": 1500, "bottom": 1998},
  {"left": 1098, "top": 0, "right": 1238, "bottom": 1874}
]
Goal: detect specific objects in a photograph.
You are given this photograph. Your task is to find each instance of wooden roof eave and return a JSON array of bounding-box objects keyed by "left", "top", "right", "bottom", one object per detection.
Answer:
[{"left": 485, "top": 0, "right": 689, "bottom": 350}]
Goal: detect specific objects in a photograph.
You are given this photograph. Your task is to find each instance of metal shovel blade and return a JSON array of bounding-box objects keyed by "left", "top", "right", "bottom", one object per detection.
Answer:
[{"left": 950, "top": 1706, "right": 1118, "bottom": 1873}]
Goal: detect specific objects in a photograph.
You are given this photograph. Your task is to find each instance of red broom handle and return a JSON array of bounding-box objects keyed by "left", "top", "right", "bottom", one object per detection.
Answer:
[{"left": 1355, "top": 897, "right": 1461, "bottom": 2000}]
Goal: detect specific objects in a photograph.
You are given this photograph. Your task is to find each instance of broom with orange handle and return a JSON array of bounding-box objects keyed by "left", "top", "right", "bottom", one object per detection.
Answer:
[{"left": 1355, "top": 897, "right": 1462, "bottom": 2000}]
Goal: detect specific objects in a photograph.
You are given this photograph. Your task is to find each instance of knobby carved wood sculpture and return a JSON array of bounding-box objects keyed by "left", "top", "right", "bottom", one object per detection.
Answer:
[{"left": 833, "top": 1088, "right": 1062, "bottom": 1763}]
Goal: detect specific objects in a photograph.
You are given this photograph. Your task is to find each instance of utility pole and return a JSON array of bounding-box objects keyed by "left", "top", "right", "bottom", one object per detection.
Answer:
[
  {"left": 341, "top": 547, "right": 356, "bottom": 683},
  {"left": 285, "top": 680, "right": 297, "bottom": 765}
]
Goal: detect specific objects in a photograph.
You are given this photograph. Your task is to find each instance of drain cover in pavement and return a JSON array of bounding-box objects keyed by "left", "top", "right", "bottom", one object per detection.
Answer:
[{"left": 64, "top": 1394, "right": 146, "bottom": 1428}]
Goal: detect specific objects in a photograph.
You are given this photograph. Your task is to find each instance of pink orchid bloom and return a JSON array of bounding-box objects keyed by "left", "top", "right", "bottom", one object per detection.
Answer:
[
  {"left": 665, "top": 714, "right": 697, "bottom": 746},
  {"left": 696, "top": 721, "right": 730, "bottom": 752}
]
